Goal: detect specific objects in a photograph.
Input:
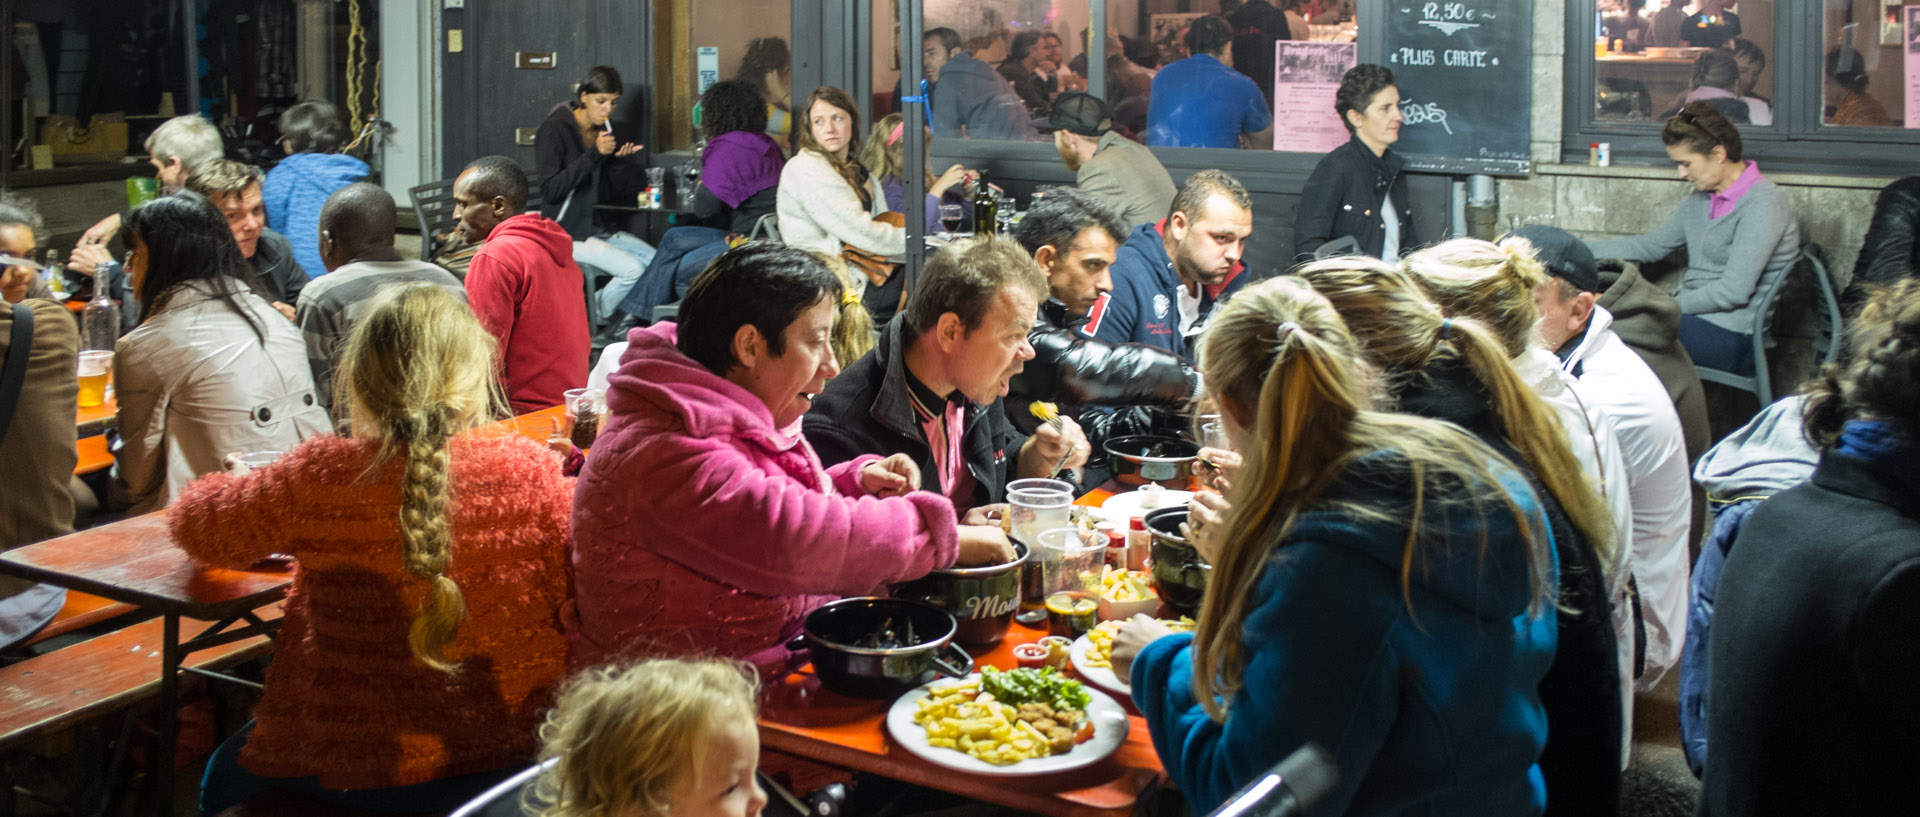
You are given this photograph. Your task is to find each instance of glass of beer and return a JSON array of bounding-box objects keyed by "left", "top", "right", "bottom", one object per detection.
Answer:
[{"left": 76, "top": 350, "right": 113, "bottom": 407}]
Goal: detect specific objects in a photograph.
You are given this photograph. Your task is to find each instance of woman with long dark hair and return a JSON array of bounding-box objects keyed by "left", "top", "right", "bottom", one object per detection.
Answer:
[
  {"left": 776, "top": 86, "right": 907, "bottom": 321},
  {"left": 113, "top": 193, "right": 330, "bottom": 514},
  {"left": 534, "top": 65, "right": 655, "bottom": 322}
]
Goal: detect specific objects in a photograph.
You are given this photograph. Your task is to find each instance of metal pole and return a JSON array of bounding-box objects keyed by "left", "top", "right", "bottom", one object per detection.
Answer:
[
  {"left": 901, "top": 0, "right": 925, "bottom": 291},
  {"left": 1088, "top": 0, "right": 1105, "bottom": 100},
  {"left": 2, "top": 0, "right": 12, "bottom": 184},
  {"left": 182, "top": 0, "right": 201, "bottom": 118}
]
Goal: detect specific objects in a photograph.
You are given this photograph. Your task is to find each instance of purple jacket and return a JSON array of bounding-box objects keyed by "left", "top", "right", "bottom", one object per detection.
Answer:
[{"left": 567, "top": 323, "right": 960, "bottom": 675}]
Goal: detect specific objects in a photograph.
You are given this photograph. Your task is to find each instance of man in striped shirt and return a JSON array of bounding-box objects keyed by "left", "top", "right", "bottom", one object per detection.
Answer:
[{"left": 295, "top": 183, "right": 467, "bottom": 414}]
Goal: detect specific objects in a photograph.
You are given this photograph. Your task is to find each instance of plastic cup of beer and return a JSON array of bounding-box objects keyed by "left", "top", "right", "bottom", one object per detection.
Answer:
[
  {"left": 76, "top": 350, "right": 113, "bottom": 407},
  {"left": 1038, "top": 527, "right": 1105, "bottom": 638}
]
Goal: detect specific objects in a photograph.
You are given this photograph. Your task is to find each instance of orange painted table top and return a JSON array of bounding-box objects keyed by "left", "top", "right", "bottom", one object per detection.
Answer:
[
  {"left": 757, "top": 481, "right": 1154, "bottom": 817},
  {"left": 76, "top": 393, "right": 116, "bottom": 437}
]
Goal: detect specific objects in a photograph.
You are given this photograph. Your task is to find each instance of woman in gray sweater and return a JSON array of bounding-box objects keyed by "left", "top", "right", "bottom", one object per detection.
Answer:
[{"left": 1586, "top": 102, "right": 1800, "bottom": 376}]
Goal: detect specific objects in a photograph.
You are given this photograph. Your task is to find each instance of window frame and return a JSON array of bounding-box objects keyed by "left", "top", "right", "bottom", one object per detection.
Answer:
[{"left": 1562, "top": 0, "right": 1920, "bottom": 175}]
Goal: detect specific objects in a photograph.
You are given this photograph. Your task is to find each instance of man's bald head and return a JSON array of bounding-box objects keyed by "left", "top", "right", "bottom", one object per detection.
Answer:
[{"left": 317, "top": 182, "right": 400, "bottom": 272}]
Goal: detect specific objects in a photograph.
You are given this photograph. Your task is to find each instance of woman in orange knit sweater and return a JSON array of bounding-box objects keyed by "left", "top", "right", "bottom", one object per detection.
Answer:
[{"left": 170, "top": 285, "right": 574, "bottom": 815}]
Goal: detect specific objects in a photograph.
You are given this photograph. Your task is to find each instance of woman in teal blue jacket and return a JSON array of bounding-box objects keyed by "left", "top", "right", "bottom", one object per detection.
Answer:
[{"left": 1112, "top": 277, "right": 1559, "bottom": 817}]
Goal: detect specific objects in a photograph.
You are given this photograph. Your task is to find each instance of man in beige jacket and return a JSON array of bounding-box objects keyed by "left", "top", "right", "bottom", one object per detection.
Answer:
[{"left": 1050, "top": 93, "right": 1177, "bottom": 229}]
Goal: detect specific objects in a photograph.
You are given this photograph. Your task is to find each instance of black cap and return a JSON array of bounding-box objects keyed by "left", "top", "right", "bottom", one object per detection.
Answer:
[
  {"left": 1508, "top": 225, "right": 1601, "bottom": 293},
  {"left": 1049, "top": 92, "right": 1112, "bottom": 137}
]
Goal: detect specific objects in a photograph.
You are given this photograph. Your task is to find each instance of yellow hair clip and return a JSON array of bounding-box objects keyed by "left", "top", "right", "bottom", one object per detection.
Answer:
[{"left": 842, "top": 290, "right": 863, "bottom": 307}]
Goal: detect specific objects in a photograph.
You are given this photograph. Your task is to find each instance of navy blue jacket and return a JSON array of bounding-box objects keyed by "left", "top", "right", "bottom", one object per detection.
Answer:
[{"left": 1084, "top": 222, "right": 1247, "bottom": 361}]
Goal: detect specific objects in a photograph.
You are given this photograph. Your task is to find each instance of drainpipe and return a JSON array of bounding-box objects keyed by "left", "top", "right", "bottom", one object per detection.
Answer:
[{"left": 1466, "top": 174, "right": 1498, "bottom": 240}]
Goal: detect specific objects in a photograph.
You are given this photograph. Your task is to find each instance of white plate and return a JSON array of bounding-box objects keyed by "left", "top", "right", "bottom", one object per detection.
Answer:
[
  {"left": 1098, "top": 489, "right": 1194, "bottom": 525},
  {"left": 1070, "top": 634, "right": 1129, "bottom": 698},
  {"left": 885, "top": 673, "right": 1130, "bottom": 776}
]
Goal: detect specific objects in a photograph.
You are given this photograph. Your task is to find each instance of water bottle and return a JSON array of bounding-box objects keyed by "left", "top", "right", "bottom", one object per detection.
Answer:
[
  {"left": 43, "top": 248, "right": 64, "bottom": 298},
  {"left": 81, "top": 263, "right": 120, "bottom": 351}
]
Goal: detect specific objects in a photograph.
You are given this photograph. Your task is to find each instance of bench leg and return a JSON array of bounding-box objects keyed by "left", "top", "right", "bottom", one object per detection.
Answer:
[{"left": 157, "top": 613, "right": 181, "bottom": 816}]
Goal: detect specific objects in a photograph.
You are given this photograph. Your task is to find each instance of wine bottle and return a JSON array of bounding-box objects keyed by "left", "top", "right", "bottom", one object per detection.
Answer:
[
  {"left": 972, "top": 171, "right": 998, "bottom": 235},
  {"left": 81, "top": 263, "right": 120, "bottom": 351}
]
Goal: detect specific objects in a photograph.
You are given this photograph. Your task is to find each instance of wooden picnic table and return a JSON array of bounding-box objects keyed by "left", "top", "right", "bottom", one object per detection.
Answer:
[
  {"left": 76, "top": 393, "right": 117, "bottom": 437},
  {"left": 758, "top": 481, "right": 1160, "bottom": 817}
]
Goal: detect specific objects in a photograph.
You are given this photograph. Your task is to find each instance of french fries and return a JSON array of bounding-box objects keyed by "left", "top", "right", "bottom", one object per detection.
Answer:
[
  {"left": 1082, "top": 617, "right": 1196, "bottom": 669},
  {"left": 913, "top": 679, "right": 1051, "bottom": 765}
]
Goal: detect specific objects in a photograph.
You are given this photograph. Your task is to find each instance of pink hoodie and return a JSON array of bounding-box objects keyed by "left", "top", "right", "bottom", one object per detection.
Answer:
[{"left": 566, "top": 323, "right": 960, "bottom": 674}]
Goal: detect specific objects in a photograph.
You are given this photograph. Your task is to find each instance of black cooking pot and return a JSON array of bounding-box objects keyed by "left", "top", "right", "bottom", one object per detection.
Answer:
[
  {"left": 894, "top": 540, "right": 1029, "bottom": 647},
  {"left": 798, "top": 597, "right": 974, "bottom": 699},
  {"left": 1145, "top": 506, "right": 1211, "bottom": 616},
  {"left": 1104, "top": 435, "right": 1202, "bottom": 490}
]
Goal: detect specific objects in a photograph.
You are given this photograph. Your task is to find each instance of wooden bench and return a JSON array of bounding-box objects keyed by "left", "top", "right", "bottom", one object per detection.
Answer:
[
  {"left": 0, "top": 603, "right": 283, "bottom": 751},
  {"left": 18, "top": 589, "right": 139, "bottom": 648},
  {"left": 74, "top": 434, "right": 112, "bottom": 476}
]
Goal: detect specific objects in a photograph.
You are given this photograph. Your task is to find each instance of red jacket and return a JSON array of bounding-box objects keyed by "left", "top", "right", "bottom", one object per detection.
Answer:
[
  {"left": 466, "top": 213, "right": 589, "bottom": 413},
  {"left": 169, "top": 433, "right": 574, "bottom": 788}
]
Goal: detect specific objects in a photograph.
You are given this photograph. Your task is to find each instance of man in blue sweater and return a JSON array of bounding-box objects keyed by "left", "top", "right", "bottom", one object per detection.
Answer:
[{"left": 1084, "top": 169, "right": 1252, "bottom": 361}]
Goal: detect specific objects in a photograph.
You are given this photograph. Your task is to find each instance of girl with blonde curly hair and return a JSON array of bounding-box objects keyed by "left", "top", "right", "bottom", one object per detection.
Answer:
[
  {"left": 171, "top": 284, "right": 575, "bottom": 814},
  {"left": 533, "top": 659, "right": 766, "bottom": 817}
]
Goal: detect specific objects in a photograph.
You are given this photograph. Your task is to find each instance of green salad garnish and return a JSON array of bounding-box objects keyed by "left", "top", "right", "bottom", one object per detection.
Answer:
[{"left": 980, "top": 666, "right": 1092, "bottom": 712}]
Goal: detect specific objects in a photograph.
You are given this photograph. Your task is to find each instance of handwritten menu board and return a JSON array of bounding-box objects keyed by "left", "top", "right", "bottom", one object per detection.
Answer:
[
  {"left": 1273, "top": 42, "right": 1360, "bottom": 154},
  {"left": 1383, "top": 0, "right": 1533, "bottom": 175}
]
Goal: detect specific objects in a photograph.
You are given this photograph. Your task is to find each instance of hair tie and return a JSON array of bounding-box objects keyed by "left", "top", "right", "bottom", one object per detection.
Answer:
[
  {"left": 1440, "top": 317, "right": 1454, "bottom": 340},
  {"left": 887, "top": 121, "right": 905, "bottom": 146},
  {"left": 1274, "top": 321, "right": 1302, "bottom": 349},
  {"left": 842, "top": 289, "right": 863, "bottom": 307}
]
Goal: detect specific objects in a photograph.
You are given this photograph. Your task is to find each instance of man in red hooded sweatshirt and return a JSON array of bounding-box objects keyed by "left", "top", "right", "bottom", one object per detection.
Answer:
[{"left": 453, "top": 156, "right": 590, "bottom": 414}]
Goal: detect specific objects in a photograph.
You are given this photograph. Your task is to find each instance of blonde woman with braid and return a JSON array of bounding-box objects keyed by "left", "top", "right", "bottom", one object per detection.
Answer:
[
  {"left": 170, "top": 285, "right": 574, "bottom": 815},
  {"left": 1110, "top": 277, "right": 1558, "bottom": 817},
  {"left": 1299, "top": 260, "right": 1623, "bottom": 817}
]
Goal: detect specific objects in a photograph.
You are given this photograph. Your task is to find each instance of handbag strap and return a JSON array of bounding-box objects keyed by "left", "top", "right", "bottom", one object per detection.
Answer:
[{"left": 0, "top": 303, "right": 35, "bottom": 449}]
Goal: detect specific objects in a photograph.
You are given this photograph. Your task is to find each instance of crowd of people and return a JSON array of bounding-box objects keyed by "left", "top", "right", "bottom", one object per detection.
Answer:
[{"left": 1, "top": 36, "right": 1918, "bottom": 817}]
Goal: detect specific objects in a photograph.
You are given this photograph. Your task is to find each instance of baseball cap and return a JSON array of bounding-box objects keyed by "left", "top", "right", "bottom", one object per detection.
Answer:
[
  {"left": 1507, "top": 225, "right": 1601, "bottom": 293},
  {"left": 1049, "top": 93, "right": 1112, "bottom": 137}
]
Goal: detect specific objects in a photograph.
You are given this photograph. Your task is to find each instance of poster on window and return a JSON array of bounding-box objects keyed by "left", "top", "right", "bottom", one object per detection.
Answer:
[
  {"left": 1908, "top": 6, "right": 1920, "bottom": 129},
  {"left": 1272, "top": 41, "right": 1357, "bottom": 153}
]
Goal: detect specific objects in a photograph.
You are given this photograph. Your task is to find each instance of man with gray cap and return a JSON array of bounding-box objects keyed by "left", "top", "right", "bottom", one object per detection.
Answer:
[
  {"left": 1511, "top": 224, "right": 1693, "bottom": 698},
  {"left": 1050, "top": 92, "right": 1176, "bottom": 228}
]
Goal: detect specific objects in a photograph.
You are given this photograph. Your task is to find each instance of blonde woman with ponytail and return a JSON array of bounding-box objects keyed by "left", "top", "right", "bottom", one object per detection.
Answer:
[
  {"left": 171, "top": 284, "right": 575, "bottom": 815},
  {"left": 1111, "top": 276, "right": 1558, "bottom": 817},
  {"left": 1300, "top": 259, "right": 1627, "bottom": 816},
  {"left": 1409, "top": 236, "right": 1642, "bottom": 773}
]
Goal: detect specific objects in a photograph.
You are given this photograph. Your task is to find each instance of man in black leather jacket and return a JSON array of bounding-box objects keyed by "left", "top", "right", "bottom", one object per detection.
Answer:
[
  {"left": 1842, "top": 176, "right": 1920, "bottom": 317},
  {"left": 1008, "top": 190, "right": 1199, "bottom": 459}
]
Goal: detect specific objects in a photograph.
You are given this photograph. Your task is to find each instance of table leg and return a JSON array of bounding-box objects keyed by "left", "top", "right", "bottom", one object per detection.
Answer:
[{"left": 156, "top": 613, "right": 180, "bottom": 815}]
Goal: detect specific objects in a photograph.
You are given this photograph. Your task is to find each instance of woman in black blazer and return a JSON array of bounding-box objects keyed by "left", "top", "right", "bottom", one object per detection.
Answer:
[{"left": 1291, "top": 64, "right": 1416, "bottom": 266}]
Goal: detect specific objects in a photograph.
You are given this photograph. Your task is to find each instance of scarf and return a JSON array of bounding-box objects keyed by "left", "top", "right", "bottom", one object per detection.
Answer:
[{"left": 1834, "top": 419, "right": 1920, "bottom": 499}]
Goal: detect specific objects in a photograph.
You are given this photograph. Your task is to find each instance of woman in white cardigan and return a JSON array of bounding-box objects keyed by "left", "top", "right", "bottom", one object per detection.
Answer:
[{"left": 777, "top": 86, "right": 906, "bottom": 319}]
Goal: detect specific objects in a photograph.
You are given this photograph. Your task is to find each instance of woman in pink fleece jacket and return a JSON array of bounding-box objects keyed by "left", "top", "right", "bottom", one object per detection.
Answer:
[{"left": 569, "top": 244, "right": 1013, "bottom": 674}]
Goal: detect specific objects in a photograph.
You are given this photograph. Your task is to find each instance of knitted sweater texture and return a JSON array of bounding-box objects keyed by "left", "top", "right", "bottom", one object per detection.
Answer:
[{"left": 168, "top": 432, "right": 574, "bottom": 789}]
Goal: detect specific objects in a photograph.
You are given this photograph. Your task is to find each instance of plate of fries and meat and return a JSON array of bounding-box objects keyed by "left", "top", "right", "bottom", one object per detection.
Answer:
[
  {"left": 1070, "top": 617, "right": 1197, "bottom": 698},
  {"left": 886, "top": 666, "right": 1129, "bottom": 775}
]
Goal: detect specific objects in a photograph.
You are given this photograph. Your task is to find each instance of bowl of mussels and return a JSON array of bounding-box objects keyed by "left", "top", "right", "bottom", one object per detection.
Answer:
[{"left": 797, "top": 597, "right": 974, "bottom": 698}]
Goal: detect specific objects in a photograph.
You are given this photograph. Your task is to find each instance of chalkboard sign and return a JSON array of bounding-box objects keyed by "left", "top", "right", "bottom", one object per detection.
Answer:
[{"left": 1382, "top": 0, "right": 1532, "bottom": 175}]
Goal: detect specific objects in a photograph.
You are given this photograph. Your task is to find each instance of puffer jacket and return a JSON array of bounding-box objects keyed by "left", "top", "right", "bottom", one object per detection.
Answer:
[
  {"left": 262, "top": 151, "right": 369, "bottom": 277},
  {"left": 1679, "top": 395, "right": 1818, "bottom": 777},
  {"left": 114, "top": 280, "right": 332, "bottom": 514},
  {"left": 1842, "top": 176, "right": 1920, "bottom": 315},
  {"left": 1008, "top": 298, "right": 1198, "bottom": 426},
  {"left": 568, "top": 322, "right": 959, "bottom": 676}
]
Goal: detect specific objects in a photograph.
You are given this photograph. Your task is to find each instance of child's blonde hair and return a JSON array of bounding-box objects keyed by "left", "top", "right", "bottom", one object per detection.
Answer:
[
  {"left": 333, "top": 283, "right": 503, "bottom": 672},
  {"left": 533, "top": 659, "right": 761, "bottom": 817}
]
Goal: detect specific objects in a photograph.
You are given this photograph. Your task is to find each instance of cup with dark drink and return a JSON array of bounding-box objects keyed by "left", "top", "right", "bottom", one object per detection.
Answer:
[
  {"left": 939, "top": 204, "right": 965, "bottom": 238},
  {"left": 563, "top": 388, "right": 606, "bottom": 449}
]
